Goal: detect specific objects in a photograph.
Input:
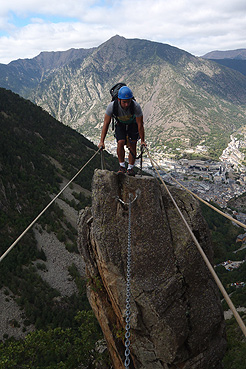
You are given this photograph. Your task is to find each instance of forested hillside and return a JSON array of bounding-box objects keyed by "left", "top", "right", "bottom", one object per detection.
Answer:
[
  {"left": 0, "top": 87, "right": 117, "bottom": 263},
  {"left": 0, "top": 88, "right": 117, "bottom": 368},
  {"left": 201, "top": 202, "right": 246, "bottom": 368},
  {"left": 207, "top": 59, "right": 246, "bottom": 77}
]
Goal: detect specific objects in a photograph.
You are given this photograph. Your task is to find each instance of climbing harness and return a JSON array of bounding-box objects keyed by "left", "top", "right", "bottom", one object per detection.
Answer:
[
  {"left": 117, "top": 192, "right": 139, "bottom": 368},
  {"left": 145, "top": 147, "right": 246, "bottom": 338},
  {"left": 0, "top": 148, "right": 101, "bottom": 263}
]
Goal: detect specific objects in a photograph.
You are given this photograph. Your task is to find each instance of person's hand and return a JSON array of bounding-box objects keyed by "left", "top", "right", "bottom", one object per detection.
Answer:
[
  {"left": 98, "top": 141, "right": 105, "bottom": 150},
  {"left": 141, "top": 141, "right": 147, "bottom": 148}
]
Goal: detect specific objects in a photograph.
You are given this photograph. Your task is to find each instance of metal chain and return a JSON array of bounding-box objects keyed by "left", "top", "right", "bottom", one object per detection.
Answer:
[
  {"left": 116, "top": 191, "right": 139, "bottom": 367},
  {"left": 124, "top": 193, "right": 132, "bottom": 369}
]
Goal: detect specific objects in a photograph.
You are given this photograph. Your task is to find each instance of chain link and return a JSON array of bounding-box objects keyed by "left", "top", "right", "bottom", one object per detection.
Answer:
[
  {"left": 124, "top": 193, "right": 132, "bottom": 369},
  {"left": 117, "top": 191, "right": 139, "bottom": 367}
]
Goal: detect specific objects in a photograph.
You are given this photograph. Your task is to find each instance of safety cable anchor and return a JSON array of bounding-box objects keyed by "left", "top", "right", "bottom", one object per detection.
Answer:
[{"left": 116, "top": 189, "right": 140, "bottom": 206}]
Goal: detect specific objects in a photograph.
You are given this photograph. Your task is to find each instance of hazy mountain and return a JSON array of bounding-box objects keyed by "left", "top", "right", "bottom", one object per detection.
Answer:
[
  {"left": 202, "top": 49, "right": 246, "bottom": 78},
  {"left": 1, "top": 36, "right": 246, "bottom": 157},
  {"left": 202, "top": 49, "right": 246, "bottom": 60}
]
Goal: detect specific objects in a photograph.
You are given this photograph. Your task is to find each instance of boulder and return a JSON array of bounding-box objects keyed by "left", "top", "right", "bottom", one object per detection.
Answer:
[{"left": 78, "top": 169, "right": 226, "bottom": 369}]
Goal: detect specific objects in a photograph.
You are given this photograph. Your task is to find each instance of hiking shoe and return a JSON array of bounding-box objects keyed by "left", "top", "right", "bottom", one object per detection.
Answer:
[
  {"left": 117, "top": 166, "right": 127, "bottom": 174},
  {"left": 127, "top": 168, "right": 135, "bottom": 176}
]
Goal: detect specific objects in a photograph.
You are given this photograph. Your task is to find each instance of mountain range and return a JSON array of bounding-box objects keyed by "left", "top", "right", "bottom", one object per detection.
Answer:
[
  {"left": 1, "top": 35, "right": 246, "bottom": 158},
  {"left": 202, "top": 48, "right": 246, "bottom": 78},
  {"left": 0, "top": 76, "right": 246, "bottom": 367},
  {"left": 202, "top": 49, "right": 246, "bottom": 60}
]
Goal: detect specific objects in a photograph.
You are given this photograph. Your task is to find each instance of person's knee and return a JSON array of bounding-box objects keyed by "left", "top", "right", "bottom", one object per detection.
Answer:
[
  {"left": 117, "top": 140, "right": 125, "bottom": 148},
  {"left": 129, "top": 141, "right": 137, "bottom": 151}
]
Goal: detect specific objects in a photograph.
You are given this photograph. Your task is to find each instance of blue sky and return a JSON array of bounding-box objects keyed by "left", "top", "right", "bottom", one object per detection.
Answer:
[
  {"left": 0, "top": 13, "right": 79, "bottom": 36},
  {"left": 0, "top": 0, "right": 245, "bottom": 64}
]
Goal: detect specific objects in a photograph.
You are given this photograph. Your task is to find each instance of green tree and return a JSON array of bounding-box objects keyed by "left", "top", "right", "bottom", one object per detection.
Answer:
[
  {"left": 223, "top": 315, "right": 246, "bottom": 369},
  {"left": 0, "top": 311, "right": 109, "bottom": 369}
]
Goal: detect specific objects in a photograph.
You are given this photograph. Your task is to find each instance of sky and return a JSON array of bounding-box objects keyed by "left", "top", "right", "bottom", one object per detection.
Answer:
[{"left": 0, "top": 0, "right": 245, "bottom": 64}]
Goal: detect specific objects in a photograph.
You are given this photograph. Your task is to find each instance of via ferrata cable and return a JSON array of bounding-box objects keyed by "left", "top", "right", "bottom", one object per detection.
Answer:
[
  {"left": 0, "top": 148, "right": 100, "bottom": 263},
  {"left": 145, "top": 147, "right": 246, "bottom": 338}
]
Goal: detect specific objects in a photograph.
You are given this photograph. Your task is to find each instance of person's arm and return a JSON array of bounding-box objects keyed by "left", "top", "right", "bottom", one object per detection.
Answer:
[
  {"left": 136, "top": 115, "right": 146, "bottom": 146},
  {"left": 98, "top": 114, "right": 111, "bottom": 149}
]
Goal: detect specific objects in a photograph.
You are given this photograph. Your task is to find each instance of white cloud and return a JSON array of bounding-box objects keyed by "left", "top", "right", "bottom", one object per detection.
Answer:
[
  {"left": 0, "top": 21, "right": 114, "bottom": 63},
  {"left": 0, "top": 0, "right": 245, "bottom": 63}
]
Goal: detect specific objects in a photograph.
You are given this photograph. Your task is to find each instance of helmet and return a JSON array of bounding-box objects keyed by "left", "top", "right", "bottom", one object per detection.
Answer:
[{"left": 118, "top": 86, "right": 133, "bottom": 100}]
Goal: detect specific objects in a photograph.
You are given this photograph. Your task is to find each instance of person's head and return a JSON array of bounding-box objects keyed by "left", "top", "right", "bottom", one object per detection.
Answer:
[{"left": 118, "top": 86, "right": 133, "bottom": 109}]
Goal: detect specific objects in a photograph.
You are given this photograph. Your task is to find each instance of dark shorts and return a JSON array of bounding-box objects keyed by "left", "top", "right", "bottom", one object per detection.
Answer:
[{"left": 115, "top": 122, "right": 139, "bottom": 142}]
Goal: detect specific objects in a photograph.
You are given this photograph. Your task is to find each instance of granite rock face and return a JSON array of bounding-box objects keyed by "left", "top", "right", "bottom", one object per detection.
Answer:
[{"left": 77, "top": 170, "right": 226, "bottom": 369}]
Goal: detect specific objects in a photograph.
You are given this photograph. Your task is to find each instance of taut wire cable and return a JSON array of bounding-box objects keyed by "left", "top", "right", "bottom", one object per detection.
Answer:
[
  {"left": 0, "top": 148, "right": 100, "bottom": 263},
  {"left": 146, "top": 148, "right": 246, "bottom": 338}
]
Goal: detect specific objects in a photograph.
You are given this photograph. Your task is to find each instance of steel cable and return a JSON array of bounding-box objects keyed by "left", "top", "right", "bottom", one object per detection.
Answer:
[
  {"left": 146, "top": 147, "right": 246, "bottom": 337},
  {"left": 149, "top": 154, "right": 246, "bottom": 229},
  {"left": 0, "top": 148, "right": 101, "bottom": 263}
]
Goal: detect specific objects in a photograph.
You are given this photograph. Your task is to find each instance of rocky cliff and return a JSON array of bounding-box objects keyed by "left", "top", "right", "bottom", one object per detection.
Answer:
[{"left": 78, "top": 170, "right": 227, "bottom": 369}]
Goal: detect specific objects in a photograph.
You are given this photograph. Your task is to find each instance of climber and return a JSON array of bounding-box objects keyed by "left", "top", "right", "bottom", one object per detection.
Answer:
[{"left": 98, "top": 86, "right": 146, "bottom": 176}]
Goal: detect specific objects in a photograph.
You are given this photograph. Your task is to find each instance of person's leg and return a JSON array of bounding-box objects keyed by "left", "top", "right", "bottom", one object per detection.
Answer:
[
  {"left": 117, "top": 139, "right": 127, "bottom": 174},
  {"left": 115, "top": 123, "right": 127, "bottom": 170},
  {"left": 128, "top": 140, "right": 137, "bottom": 165},
  {"left": 126, "top": 123, "right": 139, "bottom": 176},
  {"left": 117, "top": 139, "right": 126, "bottom": 164},
  {"left": 127, "top": 122, "right": 139, "bottom": 166}
]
